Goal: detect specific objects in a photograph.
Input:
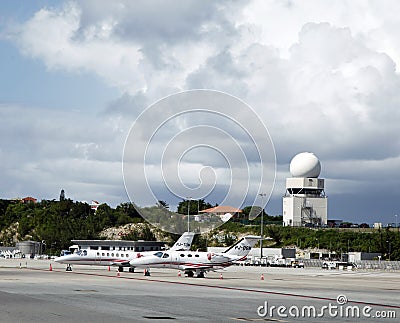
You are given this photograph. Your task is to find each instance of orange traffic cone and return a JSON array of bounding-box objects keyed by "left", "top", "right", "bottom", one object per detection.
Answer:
[
  {"left": 49, "top": 264, "right": 53, "bottom": 271},
  {"left": 220, "top": 273, "right": 223, "bottom": 279},
  {"left": 178, "top": 270, "right": 181, "bottom": 277},
  {"left": 261, "top": 273, "right": 264, "bottom": 280}
]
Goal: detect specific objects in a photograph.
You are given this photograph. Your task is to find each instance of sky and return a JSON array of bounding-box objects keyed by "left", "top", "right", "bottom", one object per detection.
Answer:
[{"left": 0, "top": 0, "right": 399, "bottom": 225}]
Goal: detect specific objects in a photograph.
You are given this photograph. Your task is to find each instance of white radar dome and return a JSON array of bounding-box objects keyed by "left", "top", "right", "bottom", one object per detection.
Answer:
[{"left": 289, "top": 152, "right": 321, "bottom": 178}]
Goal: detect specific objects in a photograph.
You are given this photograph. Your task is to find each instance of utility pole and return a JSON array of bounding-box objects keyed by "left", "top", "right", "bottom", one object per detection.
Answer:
[
  {"left": 187, "top": 197, "right": 191, "bottom": 232},
  {"left": 259, "top": 193, "right": 266, "bottom": 259}
]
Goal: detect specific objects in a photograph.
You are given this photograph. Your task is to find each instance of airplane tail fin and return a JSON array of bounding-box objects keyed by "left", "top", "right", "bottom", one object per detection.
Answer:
[
  {"left": 223, "top": 235, "right": 260, "bottom": 257},
  {"left": 170, "top": 232, "right": 195, "bottom": 251}
]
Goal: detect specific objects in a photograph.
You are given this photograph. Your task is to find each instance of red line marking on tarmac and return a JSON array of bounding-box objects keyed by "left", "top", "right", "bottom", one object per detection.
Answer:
[{"left": 27, "top": 267, "right": 400, "bottom": 310}]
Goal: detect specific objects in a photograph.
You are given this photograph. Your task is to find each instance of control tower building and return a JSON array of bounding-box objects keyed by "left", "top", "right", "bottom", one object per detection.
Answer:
[{"left": 283, "top": 152, "right": 327, "bottom": 227}]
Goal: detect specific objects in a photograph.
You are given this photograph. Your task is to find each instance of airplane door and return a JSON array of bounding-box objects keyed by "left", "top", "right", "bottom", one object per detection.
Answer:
[
  {"left": 171, "top": 253, "right": 179, "bottom": 269},
  {"left": 95, "top": 252, "right": 101, "bottom": 265},
  {"left": 161, "top": 252, "right": 169, "bottom": 268}
]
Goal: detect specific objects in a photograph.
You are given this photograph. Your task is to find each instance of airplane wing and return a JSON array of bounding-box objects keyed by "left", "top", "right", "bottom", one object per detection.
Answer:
[
  {"left": 110, "top": 260, "right": 131, "bottom": 267},
  {"left": 178, "top": 254, "right": 233, "bottom": 271}
]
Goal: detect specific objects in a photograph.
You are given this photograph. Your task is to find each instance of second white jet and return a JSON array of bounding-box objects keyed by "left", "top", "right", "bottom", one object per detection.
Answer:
[{"left": 129, "top": 235, "right": 260, "bottom": 278}]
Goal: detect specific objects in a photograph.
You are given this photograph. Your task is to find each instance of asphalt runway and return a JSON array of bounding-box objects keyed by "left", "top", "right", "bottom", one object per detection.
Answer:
[{"left": 0, "top": 259, "right": 399, "bottom": 322}]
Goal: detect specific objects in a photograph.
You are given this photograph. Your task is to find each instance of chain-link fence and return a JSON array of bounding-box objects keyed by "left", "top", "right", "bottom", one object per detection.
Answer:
[{"left": 302, "top": 259, "right": 400, "bottom": 271}]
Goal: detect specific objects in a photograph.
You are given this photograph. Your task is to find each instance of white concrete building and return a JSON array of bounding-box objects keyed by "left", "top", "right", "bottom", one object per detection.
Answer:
[{"left": 283, "top": 152, "right": 328, "bottom": 227}]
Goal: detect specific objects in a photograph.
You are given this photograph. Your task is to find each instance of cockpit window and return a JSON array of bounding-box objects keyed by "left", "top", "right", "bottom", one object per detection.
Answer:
[
  {"left": 162, "top": 253, "right": 169, "bottom": 258},
  {"left": 154, "top": 252, "right": 163, "bottom": 258}
]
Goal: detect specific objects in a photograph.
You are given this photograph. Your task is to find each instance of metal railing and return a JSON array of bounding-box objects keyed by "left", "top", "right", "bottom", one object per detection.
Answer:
[{"left": 301, "top": 259, "right": 400, "bottom": 270}]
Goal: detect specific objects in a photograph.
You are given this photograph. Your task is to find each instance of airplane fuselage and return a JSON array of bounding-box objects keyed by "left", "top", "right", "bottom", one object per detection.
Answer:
[
  {"left": 54, "top": 249, "right": 145, "bottom": 267},
  {"left": 130, "top": 250, "right": 245, "bottom": 271}
]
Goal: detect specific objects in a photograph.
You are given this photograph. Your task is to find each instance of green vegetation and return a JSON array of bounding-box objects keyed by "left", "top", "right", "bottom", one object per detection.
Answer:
[
  {"left": 0, "top": 199, "right": 143, "bottom": 254},
  {"left": 177, "top": 199, "right": 213, "bottom": 215}
]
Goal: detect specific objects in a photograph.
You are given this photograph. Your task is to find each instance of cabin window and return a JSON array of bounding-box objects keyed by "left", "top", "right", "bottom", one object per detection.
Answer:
[
  {"left": 83, "top": 250, "right": 87, "bottom": 256},
  {"left": 107, "top": 253, "right": 110, "bottom": 257},
  {"left": 195, "top": 254, "right": 199, "bottom": 257},
  {"left": 96, "top": 252, "right": 100, "bottom": 256},
  {"left": 162, "top": 253, "right": 169, "bottom": 258},
  {"left": 111, "top": 253, "right": 114, "bottom": 257},
  {"left": 102, "top": 253, "right": 105, "bottom": 256},
  {"left": 154, "top": 252, "right": 163, "bottom": 258},
  {"left": 180, "top": 254, "right": 185, "bottom": 257},
  {"left": 188, "top": 254, "right": 193, "bottom": 257},
  {"left": 116, "top": 253, "right": 119, "bottom": 257},
  {"left": 126, "top": 254, "right": 129, "bottom": 257}
]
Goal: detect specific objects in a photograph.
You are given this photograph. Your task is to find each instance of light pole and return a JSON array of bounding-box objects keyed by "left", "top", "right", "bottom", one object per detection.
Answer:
[
  {"left": 386, "top": 240, "right": 391, "bottom": 261},
  {"left": 187, "top": 197, "right": 191, "bottom": 232},
  {"left": 395, "top": 214, "right": 398, "bottom": 230},
  {"left": 259, "top": 193, "right": 266, "bottom": 259}
]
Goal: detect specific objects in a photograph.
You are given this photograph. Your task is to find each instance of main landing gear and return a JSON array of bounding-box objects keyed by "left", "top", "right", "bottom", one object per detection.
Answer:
[
  {"left": 196, "top": 271, "right": 205, "bottom": 278},
  {"left": 185, "top": 270, "right": 205, "bottom": 278}
]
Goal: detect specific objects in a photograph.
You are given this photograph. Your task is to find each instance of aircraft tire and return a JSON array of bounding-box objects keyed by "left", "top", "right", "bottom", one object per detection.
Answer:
[{"left": 196, "top": 272, "right": 205, "bottom": 278}]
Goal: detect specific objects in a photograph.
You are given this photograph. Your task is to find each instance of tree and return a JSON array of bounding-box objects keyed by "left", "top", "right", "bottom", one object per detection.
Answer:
[
  {"left": 265, "top": 225, "right": 283, "bottom": 246},
  {"left": 177, "top": 199, "right": 212, "bottom": 215},
  {"left": 115, "top": 203, "right": 141, "bottom": 219},
  {"left": 157, "top": 200, "right": 169, "bottom": 209},
  {"left": 59, "top": 189, "right": 65, "bottom": 201}
]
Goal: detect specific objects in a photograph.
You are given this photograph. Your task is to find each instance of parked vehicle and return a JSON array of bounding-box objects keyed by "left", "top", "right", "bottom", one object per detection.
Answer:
[{"left": 291, "top": 261, "right": 304, "bottom": 268}]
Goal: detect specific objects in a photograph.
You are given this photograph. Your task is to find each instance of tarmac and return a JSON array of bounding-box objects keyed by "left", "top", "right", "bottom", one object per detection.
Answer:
[{"left": 0, "top": 258, "right": 399, "bottom": 322}]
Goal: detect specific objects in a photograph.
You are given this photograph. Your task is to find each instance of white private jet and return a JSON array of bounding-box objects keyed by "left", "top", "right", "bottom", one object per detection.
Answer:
[
  {"left": 129, "top": 235, "right": 260, "bottom": 278},
  {"left": 54, "top": 232, "right": 195, "bottom": 272}
]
